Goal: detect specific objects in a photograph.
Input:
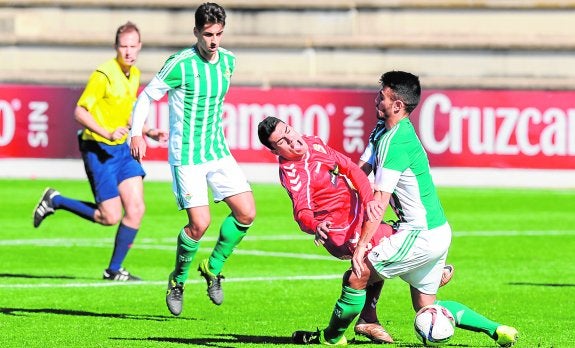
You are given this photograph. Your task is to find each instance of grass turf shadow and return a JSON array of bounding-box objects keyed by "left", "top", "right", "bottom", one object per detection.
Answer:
[{"left": 0, "top": 307, "right": 193, "bottom": 322}]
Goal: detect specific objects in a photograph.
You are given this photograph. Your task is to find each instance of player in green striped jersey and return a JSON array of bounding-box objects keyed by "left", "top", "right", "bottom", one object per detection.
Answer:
[
  {"left": 351, "top": 71, "right": 517, "bottom": 347},
  {"left": 294, "top": 71, "right": 518, "bottom": 346},
  {"left": 130, "top": 3, "right": 255, "bottom": 315}
]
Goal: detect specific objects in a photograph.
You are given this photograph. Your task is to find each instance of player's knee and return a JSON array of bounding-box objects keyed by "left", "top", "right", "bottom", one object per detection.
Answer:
[
  {"left": 97, "top": 209, "right": 122, "bottom": 226},
  {"left": 100, "top": 216, "right": 121, "bottom": 226},
  {"left": 187, "top": 220, "right": 210, "bottom": 239},
  {"left": 125, "top": 202, "right": 145, "bottom": 221},
  {"left": 234, "top": 209, "right": 255, "bottom": 226},
  {"left": 342, "top": 268, "right": 371, "bottom": 290}
]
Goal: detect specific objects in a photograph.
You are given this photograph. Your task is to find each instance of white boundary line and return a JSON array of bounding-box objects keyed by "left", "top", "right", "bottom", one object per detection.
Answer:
[
  {"left": 1, "top": 231, "right": 574, "bottom": 289},
  {"left": 1, "top": 230, "right": 573, "bottom": 249},
  {"left": 0, "top": 274, "right": 344, "bottom": 289}
]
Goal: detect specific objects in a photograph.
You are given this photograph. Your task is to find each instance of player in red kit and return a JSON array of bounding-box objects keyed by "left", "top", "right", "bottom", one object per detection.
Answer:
[
  {"left": 258, "top": 116, "right": 454, "bottom": 344},
  {"left": 259, "top": 116, "right": 392, "bottom": 343},
  {"left": 275, "top": 126, "right": 391, "bottom": 261}
]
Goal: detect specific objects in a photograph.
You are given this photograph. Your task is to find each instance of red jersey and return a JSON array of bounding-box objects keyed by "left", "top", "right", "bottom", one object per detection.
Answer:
[{"left": 278, "top": 136, "right": 381, "bottom": 258}]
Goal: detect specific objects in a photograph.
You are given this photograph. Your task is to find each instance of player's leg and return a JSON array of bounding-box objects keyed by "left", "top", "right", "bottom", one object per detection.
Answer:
[
  {"left": 293, "top": 267, "right": 373, "bottom": 345},
  {"left": 101, "top": 175, "right": 145, "bottom": 281},
  {"left": 211, "top": 191, "right": 255, "bottom": 274},
  {"left": 206, "top": 157, "right": 255, "bottom": 275},
  {"left": 434, "top": 300, "right": 518, "bottom": 347},
  {"left": 354, "top": 265, "right": 454, "bottom": 343},
  {"left": 351, "top": 222, "right": 394, "bottom": 343},
  {"left": 408, "top": 260, "right": 518, "bottom": 345},
  {"left": 176, "top": 206, "right": 211, "bottom": 282},
  {"left": 354, "top": 280, "right": 394, "bottom": 343},
  {"left": 99, "top": 144, "right": 146, "bottom": 280},
  {"left": 441, "top": 264, "right": 455, "bottom": 287},
  {"left": 166, "top": 164, "right": 210, "bottom": 315},
  {"left": 358, "top": 280, "right": 382, "bottom": 323},
  {"left": 197, "top": 191, "right": 254, "bottom": 305},
  {"left": 404, "top": 225, "right": 517, "bottom": 346},
  {"left": 33, "top": 140, "right": 120, "bottom": 228},
  {"left": 166, "top": 206, "right": 211, "bottom": 315},
  {"left": 197, "top": 157, "right": 255, "bottom": 305},
  {"left": 33, "top": 187, "right": 100, "bottom": 227}
]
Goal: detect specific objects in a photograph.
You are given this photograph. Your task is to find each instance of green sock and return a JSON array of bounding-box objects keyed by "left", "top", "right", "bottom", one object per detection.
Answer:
[
  {"left": 173, "top": 229, "right": 199, "bottom": 285},
  {"left": 208, "top": 214, "right": 249, "bottom": 275},
  {"left": 436, "top": 300, "right": 500, "bottom": 338},
  {"left": 323, "top": 285, "right": 366, "bottom": 344}
]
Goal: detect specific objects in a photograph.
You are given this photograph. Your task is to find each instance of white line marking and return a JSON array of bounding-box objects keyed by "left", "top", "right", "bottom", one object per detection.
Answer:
[
  {"left": 0, "top": 230, "right": 573, "bottom": 248},
  {"left": 0, "top": 238, "right": 337, "bottom": 261},
  {"left": 1, "top": 230, "right": 573, "bottom": 290},
  {"left": 0, "top": 274, "right": 343, "bottom": 289}
]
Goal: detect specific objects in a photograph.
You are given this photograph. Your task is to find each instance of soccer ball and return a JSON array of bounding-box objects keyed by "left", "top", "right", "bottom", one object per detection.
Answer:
[{"left": 414, "top": 304, "right": 455, "bottom": 346}]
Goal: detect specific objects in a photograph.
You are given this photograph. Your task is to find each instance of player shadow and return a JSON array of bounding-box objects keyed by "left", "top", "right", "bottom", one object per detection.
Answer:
[
  {"left": 111, "top": 334, "right": 293, "bottom": 346},
  {"left": 0, "top": 307, "right": 194, "bottom": 322},
  {"left": 390, "top": 343, "right": 471, "bottom": 347},
  {"left": 350, "top": 337, "right": 471, "bottom": 346},
  {"left": 509, "top": 281, "right": 575, "bottom": 287},
  {"left": 0, "top": 273, "right": 93, "bottom": 280},
  {"left": 112, "top": 335, "right": 472, "bottom": 347}
]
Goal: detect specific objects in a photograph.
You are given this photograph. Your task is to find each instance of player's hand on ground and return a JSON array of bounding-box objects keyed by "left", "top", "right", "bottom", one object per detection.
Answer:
[
  {"left": 110, "top": 126, "right": 130, "bottom": 141},
  {"left": 366, "top": 199, "right": 384, "bottom": 222},
  {"left": 146, "top": 128, "right": 169, "bottom": 142},
  {"left": 130, "top": 135, "right": 147, "bottom": 162},
  {"left": 314, "top": 221, "right": 331, "bottom": 246}
]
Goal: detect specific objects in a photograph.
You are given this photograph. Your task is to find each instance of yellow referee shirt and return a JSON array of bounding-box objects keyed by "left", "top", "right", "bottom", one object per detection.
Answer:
[{"left": 77, "top": 58, "right": 140, "bottom": 145}]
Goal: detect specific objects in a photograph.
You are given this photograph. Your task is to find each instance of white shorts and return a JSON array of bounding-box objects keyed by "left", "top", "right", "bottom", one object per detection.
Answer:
[
  {"left": 171, "top": 156, "right": 252, "bottom": 209},
  {"left": 367, "top": 222, "right": 452, "bottom": 295}
]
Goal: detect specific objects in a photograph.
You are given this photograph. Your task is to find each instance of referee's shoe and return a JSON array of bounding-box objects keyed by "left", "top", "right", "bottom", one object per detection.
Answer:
[{"left": 33, "top": 187, "right": 60, "bottom": 228}]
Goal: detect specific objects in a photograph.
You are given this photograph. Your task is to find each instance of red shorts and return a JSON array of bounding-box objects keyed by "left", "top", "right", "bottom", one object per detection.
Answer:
[{"left": 323, "top": 222, "right": 394, "bottom": 260}]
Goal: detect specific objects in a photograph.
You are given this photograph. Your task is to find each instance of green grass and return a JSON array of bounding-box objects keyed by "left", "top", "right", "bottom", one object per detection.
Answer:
[{"left": 1, "top": 179, "right": 574, "bottom": 347}]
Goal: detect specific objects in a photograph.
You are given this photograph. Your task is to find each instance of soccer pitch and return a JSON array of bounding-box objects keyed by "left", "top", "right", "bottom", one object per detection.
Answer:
[{"left": 1, "top": 179, "right": 573, "bottom": 347}]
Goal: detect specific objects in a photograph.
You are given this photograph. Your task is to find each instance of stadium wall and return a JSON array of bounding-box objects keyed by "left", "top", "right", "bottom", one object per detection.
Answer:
[
  {"left": 3, "top": 1, "right": 575, "bottom": 90},
  {"left": 0, "top": 84, "right": 574, "bottom": 189},
  {"left": 1, "top": 1, "right": 574, "bottom": 188}
]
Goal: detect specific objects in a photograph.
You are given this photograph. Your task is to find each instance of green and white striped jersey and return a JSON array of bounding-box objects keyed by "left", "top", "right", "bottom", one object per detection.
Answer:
[
  {"left": 143, "top": 45, "right": 235, "bottom": 165},
  {"left": 373, "top": 118, "right": 447, "bottom": 230}
]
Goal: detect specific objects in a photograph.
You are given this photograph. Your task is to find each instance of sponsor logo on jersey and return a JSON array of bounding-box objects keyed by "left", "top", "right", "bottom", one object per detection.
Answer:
[{"left": 329, "top": 164, "right": 339, "bottom": 186}]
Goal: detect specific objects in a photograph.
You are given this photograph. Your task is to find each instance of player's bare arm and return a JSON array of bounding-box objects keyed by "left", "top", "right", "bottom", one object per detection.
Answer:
[
  {"left": 129, "top": 87, "right": 158, "bottom": 161},
  {"left": 352, "top": 190, "right": 391, "bottom": 277},
  {"left": 130, "top": 136, "right": 147, "bottom": 162},
  {"left": 131, "top": 127, "right": 168, "bottom": 161},
  {"left": 366, "top": 199, "right": 384, "bottom": 222},
  {"left": 144, "top": 128, "right": 168, "bottom": 142}
]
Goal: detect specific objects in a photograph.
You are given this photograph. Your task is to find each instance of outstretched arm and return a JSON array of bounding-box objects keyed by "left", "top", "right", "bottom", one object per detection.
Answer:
[
  {"left": 129, "top": 91, "right": 155, "bottom": 161},
  {"left": 143, "top": 127, "right": 169, "bottom": 142},
  {"left": 352, "top": 190, "right": 391, "bottom": 277}
]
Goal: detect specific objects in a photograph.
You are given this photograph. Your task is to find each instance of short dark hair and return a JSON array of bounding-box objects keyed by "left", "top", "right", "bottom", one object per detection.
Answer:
[
  {"left": 115, "top": 21, "right": 140, "bottom": 46},
  {"left": 258, "top": 116, "right": 283, "bottom": 150},
  {"left": 379, "top": 71, "right": 421, "bottom": 114},
  {"left": 195, "top": 2, "right": 226, "bottom": 29}
]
